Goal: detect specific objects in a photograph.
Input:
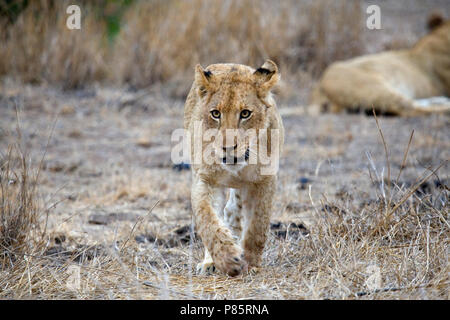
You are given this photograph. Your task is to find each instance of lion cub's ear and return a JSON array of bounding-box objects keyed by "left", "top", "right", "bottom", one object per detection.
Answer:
[
  {"left": 253, "top": 59, "right": 280, "bottom": 97},
  {"left": 195, "top": 64, "right": 214, "bottom": 98}
]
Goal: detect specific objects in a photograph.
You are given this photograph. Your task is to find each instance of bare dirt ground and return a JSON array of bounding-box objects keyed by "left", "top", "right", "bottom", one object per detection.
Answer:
[{"left": 0, "top": 83, "right": 448, "bottom": 299}]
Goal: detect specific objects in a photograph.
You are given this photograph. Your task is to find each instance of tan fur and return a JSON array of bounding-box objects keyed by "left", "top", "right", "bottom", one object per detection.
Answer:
[
  {"left": 310, "top": 19, "right": 450, "bottom": 116},
  {"left": 184, "top": 60, "right": 284, "bottom": 276}
]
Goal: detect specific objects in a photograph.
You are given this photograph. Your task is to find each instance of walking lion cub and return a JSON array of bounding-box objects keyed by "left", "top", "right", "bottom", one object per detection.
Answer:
[{"left": 184, "top": 60, "right": 284, "bottom": 276}]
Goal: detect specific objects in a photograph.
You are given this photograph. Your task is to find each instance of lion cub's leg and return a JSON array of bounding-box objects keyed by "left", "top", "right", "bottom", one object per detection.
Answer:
[
  {"left": 241, "top": 180, "right": 274, "bottom": 269},
  {"left": 224, "top": 189, "right": 243, "bottom": 240},
  {"left": 192, "top": 177, "right": 247, "bottom": 276},
  {"left": 197, "top": 187, "right": 227, "bottom": 274}
]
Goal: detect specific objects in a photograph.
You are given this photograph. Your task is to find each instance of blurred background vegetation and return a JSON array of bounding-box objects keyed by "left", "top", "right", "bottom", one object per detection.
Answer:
[
  {"left": 0, "top": 0, "right": 447, "bottom": 102},
  {"left": 0, "top": 0, "right": 365, "bottom": 98}
]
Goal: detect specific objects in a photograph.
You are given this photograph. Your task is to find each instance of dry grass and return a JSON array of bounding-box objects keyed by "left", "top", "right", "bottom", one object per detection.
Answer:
[
  {"left": 0, "top": 0, "right": 364, "bottom": 99},
  {"left": 0, "top": 0, "right": 107, "bottom": 88},
  {"left": 0, "top": 123, "right": 161, "bottom": 299},
  {"left": 0, "top": 144, "right": 42, "bottom": 265},
  {"left": 112, "top": 0, "right": 363, "bottom": 92},
  {"left": 0, "top": 137, "right": 48, "bottom": 297},
  {"left": 3, "top": 169, "right": 447, "bottom": 299},
  {"left": 0, "top": 100, "right": 448, "bottom": 299}
]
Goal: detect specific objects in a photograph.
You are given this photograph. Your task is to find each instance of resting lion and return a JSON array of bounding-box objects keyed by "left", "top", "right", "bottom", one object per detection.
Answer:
[{"left": 310, "top": 16, "right": 450, "bottom": 116}]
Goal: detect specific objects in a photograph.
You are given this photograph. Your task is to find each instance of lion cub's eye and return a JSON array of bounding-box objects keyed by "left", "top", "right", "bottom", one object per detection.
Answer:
[
  {"left": 240, "top": 109, "right": 252, "bottom": 119},
  {"left": 210, "top": 110, "right": 221, "bottom": 119}
]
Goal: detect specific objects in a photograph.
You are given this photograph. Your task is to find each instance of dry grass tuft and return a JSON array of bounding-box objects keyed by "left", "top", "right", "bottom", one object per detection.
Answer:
[
  {"left": 0, "top": 143, "right": 42, "bottom": 267},
  {"left": 306, "top": 172, "right": 449, "bottom": 298}
]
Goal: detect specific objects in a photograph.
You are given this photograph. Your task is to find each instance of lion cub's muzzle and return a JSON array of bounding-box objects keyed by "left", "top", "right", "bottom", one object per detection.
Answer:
[{"left": 221, "top": 146, "right": 250, "bottom": 165}]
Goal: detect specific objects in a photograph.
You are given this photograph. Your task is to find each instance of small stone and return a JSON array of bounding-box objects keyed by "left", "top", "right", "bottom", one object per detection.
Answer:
[
  {"left": 172, "top": 162, "right": 191, "bottom": 171},
  {"left": 136, "top": 139, "right": 153, "bottom": 148},
  {"left": 297, "top": 177, "right": 312, "bottom": 190},
  {"left": 54, "top": 234, "right": 66, "bottom": 244},
  {"left": 88, "top": 213, "right": 110, "bottom": 225}
]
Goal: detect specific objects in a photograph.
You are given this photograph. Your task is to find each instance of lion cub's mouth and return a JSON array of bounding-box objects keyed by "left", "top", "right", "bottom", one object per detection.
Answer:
[{"left": 222, "top": 148, "right": 250, "bottom": 165}]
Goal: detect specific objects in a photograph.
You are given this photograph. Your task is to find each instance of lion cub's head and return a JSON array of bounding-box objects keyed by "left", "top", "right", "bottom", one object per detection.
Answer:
[{"left": 194, "top": 60, "right": 279, "bottom": 169}]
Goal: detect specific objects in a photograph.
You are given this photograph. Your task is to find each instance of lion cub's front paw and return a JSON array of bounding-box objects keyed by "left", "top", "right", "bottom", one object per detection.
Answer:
[
  {"left": 196, "top": 260, "right": 217, "bottom": 275},
  {"left": 214, "top": 245, "right": 247, "bottom": 277},
  {"left": 247, "top": 266, "right": 261, "bottom": 275}
]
